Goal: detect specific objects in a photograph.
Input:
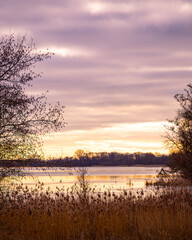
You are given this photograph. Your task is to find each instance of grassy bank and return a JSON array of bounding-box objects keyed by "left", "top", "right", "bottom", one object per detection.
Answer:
[{"left": 0, "top": 184, "right": 192, "bottom": 240}]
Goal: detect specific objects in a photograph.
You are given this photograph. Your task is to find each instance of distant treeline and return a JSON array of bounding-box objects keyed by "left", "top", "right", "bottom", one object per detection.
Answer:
[{"left": 0, "top": 151, "right": 169, "bottom": 167}]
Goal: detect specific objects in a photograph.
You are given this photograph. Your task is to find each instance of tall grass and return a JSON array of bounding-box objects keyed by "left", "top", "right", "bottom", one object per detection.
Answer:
[{"left": 0, "top": 183, "right": 192, "bottom": 240}]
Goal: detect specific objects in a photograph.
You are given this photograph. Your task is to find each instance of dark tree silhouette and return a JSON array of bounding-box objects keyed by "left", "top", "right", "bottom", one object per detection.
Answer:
[
  {"left": 165, "top": 84, "right": 192, "bottom": 180},
  {"left": 0, "top": 35, "right": 65, "bottom": 180}
]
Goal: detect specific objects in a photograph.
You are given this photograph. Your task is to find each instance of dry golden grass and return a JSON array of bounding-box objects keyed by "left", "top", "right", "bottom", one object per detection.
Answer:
[
  {"left": 145, "top": 175, "right": 192, "bottom": 188},
  {"left": 0, "top": 183, "right": 192, "bottom": 240}
]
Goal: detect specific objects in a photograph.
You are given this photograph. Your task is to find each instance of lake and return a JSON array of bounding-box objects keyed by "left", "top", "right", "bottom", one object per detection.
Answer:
[{"left": 18, "top": 166, "right": 163, "bottom": 192}]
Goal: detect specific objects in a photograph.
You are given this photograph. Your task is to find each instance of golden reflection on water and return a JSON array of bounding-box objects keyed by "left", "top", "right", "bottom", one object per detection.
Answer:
[{"left": 18, "top": 168, "right": 159, "bottom": 192}]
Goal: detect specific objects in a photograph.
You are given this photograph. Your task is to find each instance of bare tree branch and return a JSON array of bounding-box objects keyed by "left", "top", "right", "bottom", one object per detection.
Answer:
[
  {"left": 0, "top": 34, "right": 65, "bottom": 180},
  {"left": 164, "top": 84, "right": 192, "bottom": 180}
]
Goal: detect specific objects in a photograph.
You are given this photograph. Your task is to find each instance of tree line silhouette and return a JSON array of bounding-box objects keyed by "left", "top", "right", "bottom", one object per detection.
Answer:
[{"left": 0, "top": 151, "right": 169, "bottom": 168}]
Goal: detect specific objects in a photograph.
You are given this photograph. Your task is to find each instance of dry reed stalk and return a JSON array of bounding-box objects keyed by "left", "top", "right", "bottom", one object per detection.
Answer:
[{"left": 0, "top": 184, "right": 192, "bottom": 240}]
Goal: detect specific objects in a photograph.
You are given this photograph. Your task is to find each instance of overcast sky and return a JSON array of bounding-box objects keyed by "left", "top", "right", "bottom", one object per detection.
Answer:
[{"left": 1, "top": 0, "right": 192, "bottom": 157}]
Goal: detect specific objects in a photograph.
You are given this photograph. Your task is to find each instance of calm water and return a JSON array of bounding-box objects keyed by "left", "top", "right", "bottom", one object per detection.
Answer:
[{"left": 19, "top": 166, "right": 163, "bottom": 192}]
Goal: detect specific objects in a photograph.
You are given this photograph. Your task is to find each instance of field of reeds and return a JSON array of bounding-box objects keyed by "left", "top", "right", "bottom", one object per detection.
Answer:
[
  {"left": 0, "top": 182, "right": 192, "bottom": 240},
  {"left": 145, "top": 175, "right": 192, "bottom": 188}
]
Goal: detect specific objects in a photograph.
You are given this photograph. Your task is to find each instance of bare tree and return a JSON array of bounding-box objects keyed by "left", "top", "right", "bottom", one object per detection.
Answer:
[
  {"left": 164, "top": 84, "right": 192, "bottom": 180},
  {"left": 0, "top": 34, "right": 65, "bottom": 180}
]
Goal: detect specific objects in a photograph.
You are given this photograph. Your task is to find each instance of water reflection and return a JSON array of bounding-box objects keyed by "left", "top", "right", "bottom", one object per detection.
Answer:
[{"left": 16, "top": 166, "right": 162, "bottom": 192}]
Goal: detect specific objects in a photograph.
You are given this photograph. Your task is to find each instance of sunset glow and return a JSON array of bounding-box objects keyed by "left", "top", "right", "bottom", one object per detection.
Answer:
[
  {"left": 1, "top": 0, "right": 191, "bottom": 157},
  {"left": 42, "top": 121, "right": 167, "bottom": 157},
  {"left": 86, "top": 2, "right": 107, "bottom": 14}
]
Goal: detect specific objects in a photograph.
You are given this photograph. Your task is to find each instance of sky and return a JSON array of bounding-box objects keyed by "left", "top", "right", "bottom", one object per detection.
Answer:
[{"left": 1, "top": 0, "right": 192, "bottom": 157}]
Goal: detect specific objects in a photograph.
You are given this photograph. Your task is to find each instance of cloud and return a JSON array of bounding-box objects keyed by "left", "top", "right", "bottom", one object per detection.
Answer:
[
  {"left": 1, "top": 0, "right": 191, "bottom": 155},
  {"left": 43, "top": 121, "right": 167, "bottom": 156}
]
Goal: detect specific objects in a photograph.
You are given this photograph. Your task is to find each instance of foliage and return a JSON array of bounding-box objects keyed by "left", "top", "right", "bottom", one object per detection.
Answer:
[
  {"left": 165, "top": 84, "right": 192, "bottom": 180},
  {"left": 0, "top": 34, "right": 65, "bottom": 179},
  {"left": 73, "top": 149, "right": 87, "bottom": 160},
  {"left": 0, "top": 151, "right": 168, "bottom": 167},
  {"left": 71, "top": 150, "right": 168, "bottom": 167}
]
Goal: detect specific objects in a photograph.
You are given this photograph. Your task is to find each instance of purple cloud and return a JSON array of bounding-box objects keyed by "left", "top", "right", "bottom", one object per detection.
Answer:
[{"left": 1, "top": 0, "right": 192, "bottom": 155}]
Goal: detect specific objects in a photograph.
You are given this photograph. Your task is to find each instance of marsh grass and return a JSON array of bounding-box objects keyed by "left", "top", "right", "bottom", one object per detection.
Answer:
[
  {"left": 0, "top": 181, "right": 192, "bottom": 240},
  {"left": 145, "top": 174, "right": 192, "bottom": 188}
]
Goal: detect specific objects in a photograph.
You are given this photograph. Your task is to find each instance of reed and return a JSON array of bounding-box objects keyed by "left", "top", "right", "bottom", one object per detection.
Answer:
[
  {"left": 0, "top": 183, "right": 192, "bottom": 240},
  {"left": 145, "top": 175, "right": 192, "bottom": 188}
]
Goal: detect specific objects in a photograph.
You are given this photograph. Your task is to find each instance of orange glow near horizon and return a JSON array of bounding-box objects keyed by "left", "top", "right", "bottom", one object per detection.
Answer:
[{"left": 42, "top": 121, "right": 168, "bottom": 158}]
